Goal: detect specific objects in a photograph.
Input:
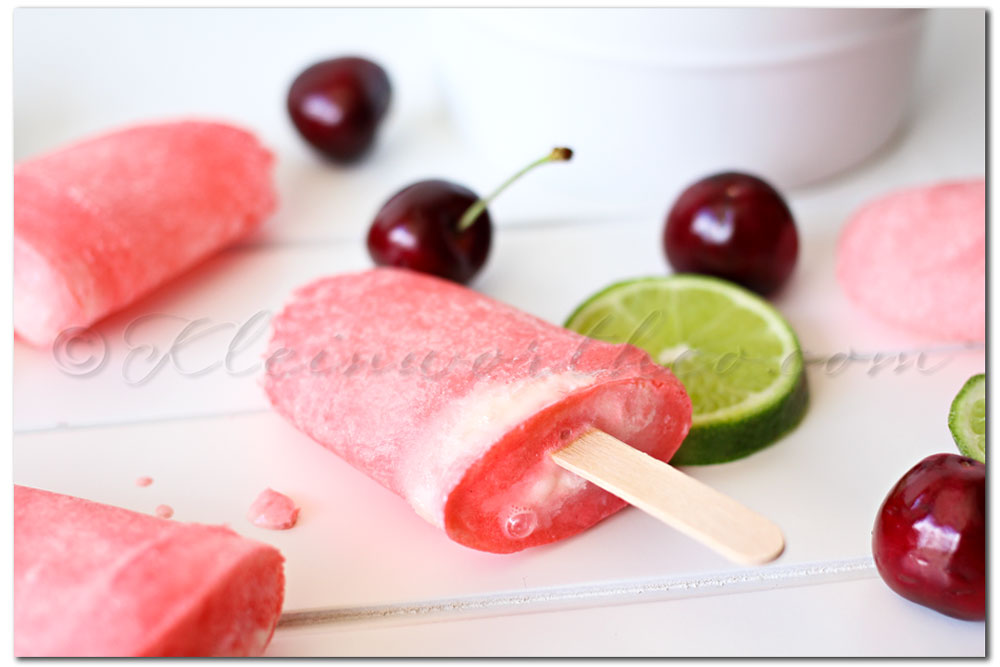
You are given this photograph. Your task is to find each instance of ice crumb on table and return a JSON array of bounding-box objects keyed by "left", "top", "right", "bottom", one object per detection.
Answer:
[
  {"left": 155, "top": 504, "right": 174, "bottom": 519},
  {"left": 247, "top": 488, "right": 300, "bottom": 530},
  {"left": 135, "top": 476, "right": 153, "bottom": 487}
]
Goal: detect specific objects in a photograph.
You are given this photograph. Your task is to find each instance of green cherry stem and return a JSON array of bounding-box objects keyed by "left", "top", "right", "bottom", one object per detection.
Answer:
[{"left": 456, "top": 147, "right": 574, "bottom": 232}]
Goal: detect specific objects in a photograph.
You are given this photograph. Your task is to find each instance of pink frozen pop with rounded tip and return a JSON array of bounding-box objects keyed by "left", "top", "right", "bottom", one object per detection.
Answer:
[
  {"left": 837, "top": 180, "right": 985, "bottom": 342},
  {"left": 263, "top": 268, "right": 692, "bottom": 554},
  {"left": 14, "top": 120, "right": 277, "bottom": 347},
  {"left": 14, "top": 485, "right": 284, "bottom": 657}
]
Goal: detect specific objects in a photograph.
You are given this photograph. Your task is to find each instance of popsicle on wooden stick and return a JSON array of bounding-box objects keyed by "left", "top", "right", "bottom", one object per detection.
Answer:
[
  {"left": 14, "top": 120, "right": 276, "bottom": 347},
  {"left": 14, "top": 485, "right": 285, "bottom": 657},
  {"left": 264, "top": 268, "right": 783, "bottom": 562}
]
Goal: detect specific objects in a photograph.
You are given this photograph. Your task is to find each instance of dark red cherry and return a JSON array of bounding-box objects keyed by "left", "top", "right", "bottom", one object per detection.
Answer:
[
  {"left": 287, "top": 56, "right": 391, "bottom": 162},
  {"left": 367, "top": 180, "right": 492, "bottom": 284},
  {"left": 367, "top": 148, "right": 573, "bottom": 284},
  {"left": 664, "top": 172, "right": 798, "bottom": 295},
  {"left": 872, "top": 453, "right": 985, "bottom": 621}
]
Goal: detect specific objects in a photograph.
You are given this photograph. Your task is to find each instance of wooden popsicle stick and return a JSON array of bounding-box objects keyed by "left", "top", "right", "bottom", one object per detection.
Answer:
[{"left": 550, "top": 429, "right": 784, "bottom": 565}]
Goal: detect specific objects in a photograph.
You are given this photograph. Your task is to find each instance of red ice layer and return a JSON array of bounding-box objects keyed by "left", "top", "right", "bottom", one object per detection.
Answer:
[
  {"left": 14, "top": 485, "right": 284, "bottom": 657},
  {"left": 264, "top": 268, "right": 692, "bottom": 553},
  {"left": 14, "top": 120, "right": 276, "bottom": 347}
]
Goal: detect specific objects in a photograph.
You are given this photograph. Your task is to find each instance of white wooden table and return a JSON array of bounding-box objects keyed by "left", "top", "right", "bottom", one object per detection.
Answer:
[{"left": 13, "top": 8, "right": 986, "bottom": 656}]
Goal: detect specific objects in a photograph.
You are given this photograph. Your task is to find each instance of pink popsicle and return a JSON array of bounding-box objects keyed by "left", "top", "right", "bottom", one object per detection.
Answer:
[
  {"left": 263, "top": 268, "right": 692, "bottom": 553},
  {"left": 837, "top": 180, "right": 985, "bottom": 342},
  {"left": 14, "top": 120, "right": 276, "bottom": 347},
  {"left": 14, "top": 485, "right": 284, "bottom": 657}
]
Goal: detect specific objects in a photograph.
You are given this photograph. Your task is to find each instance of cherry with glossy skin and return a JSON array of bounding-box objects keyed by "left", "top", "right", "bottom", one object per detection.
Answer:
[
  {"left": 287, "top": 57, "right": 391, "bottom": 162},
  {"left": 872, "top": 453, "right": 985, "bottom": 621},
  {"left": 368, "top": 180, "right": 492, "bottom": 284},
  {"left": 664, "top": 172, "right": 799, "bottom": 295},
  {"left": 367, "top": 148, "right": 572, "bottom": 284}
]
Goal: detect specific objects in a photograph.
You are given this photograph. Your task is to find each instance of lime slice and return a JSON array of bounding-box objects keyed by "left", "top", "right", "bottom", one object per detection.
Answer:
[
  {"left": 565, "top": 275, "right": 808, "bottom": 465},
  {"left": 949, "top": 373, "right": 985, "bottom": 462}
]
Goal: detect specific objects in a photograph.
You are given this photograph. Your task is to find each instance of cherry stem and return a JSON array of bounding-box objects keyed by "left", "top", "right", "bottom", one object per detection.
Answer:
[{"left": 456, "top": 147, "right": 573, "bottom": 232}]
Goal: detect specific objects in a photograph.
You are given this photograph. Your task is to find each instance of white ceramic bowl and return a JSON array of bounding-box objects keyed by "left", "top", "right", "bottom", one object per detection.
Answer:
[{"left": 431, "top": 9, "right": 926, "bottom": 208}]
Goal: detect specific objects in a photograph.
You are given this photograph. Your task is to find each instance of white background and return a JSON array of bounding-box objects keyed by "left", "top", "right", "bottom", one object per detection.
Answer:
[{"left": 13, "top": 8, "right": 986, "bottom": 656}]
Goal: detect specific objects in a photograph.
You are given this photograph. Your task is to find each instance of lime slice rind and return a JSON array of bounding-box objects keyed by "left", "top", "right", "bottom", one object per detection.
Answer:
[
  {"left": 566, "top": 274, "right": 808, "bottom": 465},
  {"left": 949, "top": 373, "right": 986, "bottom": 462},
  {"left": 671, "top": 370, "right": 808, "bottom": 466}
]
